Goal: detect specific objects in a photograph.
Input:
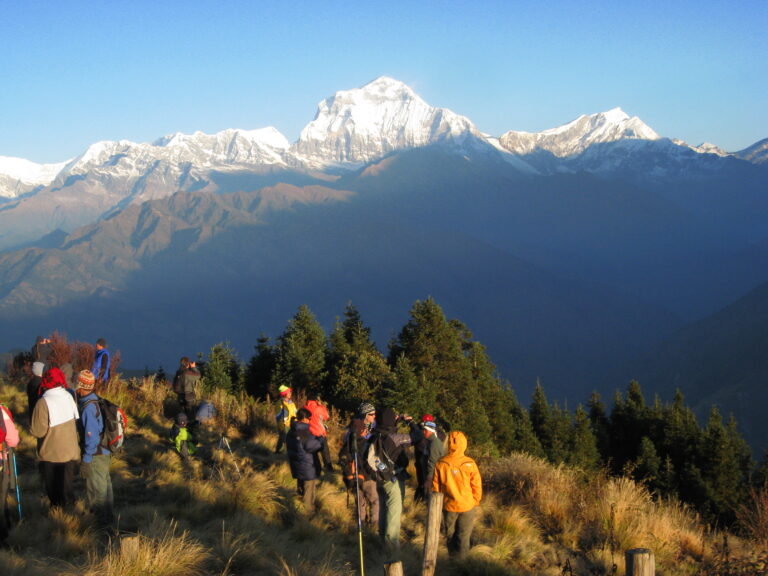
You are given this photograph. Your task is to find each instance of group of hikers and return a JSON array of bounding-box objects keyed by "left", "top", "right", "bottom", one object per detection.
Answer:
[
  {"left": 1, "top": 336, "right": 115, "bottom": 541},
  {"left": 275, "top": 385, "right": 483, "bottom": 561},
  {"left": 3, "top": 339, "right": 483, "bottom": 561}
]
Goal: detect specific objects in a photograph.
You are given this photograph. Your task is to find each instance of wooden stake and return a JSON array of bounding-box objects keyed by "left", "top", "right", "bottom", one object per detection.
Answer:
[
  {"left": 625, "top": 548, "right": 655, "bottom": 576},
  {"left": 384, "top": 561, "right": 403, "bottom": 576},
  {"left": 422, "top": 492, "right": 444, "bottom": 576}
]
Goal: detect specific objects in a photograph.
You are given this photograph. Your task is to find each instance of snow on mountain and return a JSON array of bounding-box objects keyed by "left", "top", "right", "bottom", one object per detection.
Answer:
[
  {"left": 0, "top": 156, "right": 69, "bottom": 199},
  {"left": 293, "top": 76, "right": 486, "bottom": 166},
  {"left": 691, "top": 142, "right": 730, "bottom": 157},
  {"left": 736, "top": 138, "right": 768, "bottom": 164},
  {"left": 499, "top": 107, "right": 660, "bottom": 157}
]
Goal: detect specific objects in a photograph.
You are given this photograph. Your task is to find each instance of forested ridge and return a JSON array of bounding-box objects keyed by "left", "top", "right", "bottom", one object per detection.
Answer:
[{"left": 163, "top": 297, "right": 761, "bottom": 528}]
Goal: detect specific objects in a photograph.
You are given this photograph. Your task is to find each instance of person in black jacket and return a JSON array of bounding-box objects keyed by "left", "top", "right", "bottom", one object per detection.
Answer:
[{"left": 286, "top": 408, "right": 322, "bottom": 515}]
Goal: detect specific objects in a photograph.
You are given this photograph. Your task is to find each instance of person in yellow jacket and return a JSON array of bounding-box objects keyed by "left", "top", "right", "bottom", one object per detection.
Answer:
[
  {"left": 274, "top": 385, "right": 297, "bottom": 453},
  {"left": 431, "top": 430, "right": 482, "bottom": 557}
]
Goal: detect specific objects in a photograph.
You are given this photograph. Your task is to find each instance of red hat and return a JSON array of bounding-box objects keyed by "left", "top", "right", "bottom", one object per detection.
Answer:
[
  {"left": 39, "top": 367, "right": 67, "bottom": 395},
  {"left": 421, "top": 413, "right": 435, "bottom": 423}
]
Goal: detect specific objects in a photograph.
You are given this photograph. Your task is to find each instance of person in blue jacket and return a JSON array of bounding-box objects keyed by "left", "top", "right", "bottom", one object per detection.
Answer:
[
  {"left": 286, "top": 408, "right": 322, "bottom": 515},
  {"left": 76, "top": 369, "right": 114, "bottom": 528},
  {"left": 92, "top": 338, "right": 111, "bottom": 386}
]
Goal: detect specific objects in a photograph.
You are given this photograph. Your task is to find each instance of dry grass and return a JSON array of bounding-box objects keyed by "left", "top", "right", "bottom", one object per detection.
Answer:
[{"left": 0, "top": 374, "right": 760, "bottom": 576}]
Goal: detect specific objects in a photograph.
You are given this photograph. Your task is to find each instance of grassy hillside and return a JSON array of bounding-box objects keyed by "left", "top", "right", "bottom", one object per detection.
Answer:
[{"left": 0, "top": 374, "right": 765, "bottom": 576}]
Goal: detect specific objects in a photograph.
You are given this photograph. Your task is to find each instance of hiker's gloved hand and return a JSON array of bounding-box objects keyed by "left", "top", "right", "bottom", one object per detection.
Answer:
[{"left": 81, "top": 461, "right": 92, "bottom": 480}]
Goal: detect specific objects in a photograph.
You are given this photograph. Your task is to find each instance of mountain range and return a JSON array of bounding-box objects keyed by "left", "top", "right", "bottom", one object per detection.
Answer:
[{"left": 0, "top": 76, "right": 766, "bottom": 453}]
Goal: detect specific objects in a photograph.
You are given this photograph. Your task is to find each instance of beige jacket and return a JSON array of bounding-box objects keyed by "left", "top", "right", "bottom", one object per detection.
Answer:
[{"left": 30, "top": 389, "right": 81, "bottom": 463}]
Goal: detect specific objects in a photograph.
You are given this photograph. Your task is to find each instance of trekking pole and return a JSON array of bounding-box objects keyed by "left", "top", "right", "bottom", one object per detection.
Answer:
[
  {"left": 11, "top": 448, "right": 22, "bottom": 520},
  {"left": 351, "top": 434, "right": 365, "bottom": 576}
]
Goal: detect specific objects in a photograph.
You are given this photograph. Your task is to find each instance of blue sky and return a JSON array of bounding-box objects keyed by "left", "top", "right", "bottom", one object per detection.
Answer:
[{"left": 1, "top": 0, "right": 766, "bottom": 163}]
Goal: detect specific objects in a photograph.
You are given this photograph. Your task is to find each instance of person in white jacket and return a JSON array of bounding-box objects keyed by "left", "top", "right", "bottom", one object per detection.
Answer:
[{"left": 30, "top": 367, "right": 80, "bottom": 509}]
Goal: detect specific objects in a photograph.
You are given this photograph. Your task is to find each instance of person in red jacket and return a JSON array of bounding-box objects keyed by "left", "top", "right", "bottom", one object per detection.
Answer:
[
  {"left": 432, "top": 430, "right": 482, "bottom": 558},
  {"left": 302, "top": 394, "right": 333, "bottom": 472}
]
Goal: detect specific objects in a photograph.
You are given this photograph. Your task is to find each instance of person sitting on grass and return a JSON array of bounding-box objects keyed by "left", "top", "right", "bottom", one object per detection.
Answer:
[{"left": 170, "top": 412, "right": 197, "bottom": 459}]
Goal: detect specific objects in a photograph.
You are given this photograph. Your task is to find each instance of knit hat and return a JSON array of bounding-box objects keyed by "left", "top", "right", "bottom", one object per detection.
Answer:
[
  {"left": 77, "top": 370, "right": 96, "bottom": 392},
  {"left": 32, "top": 361, "right": 45, "bottom": 377},
  {"left": 421, "top": 413, "right": 435, "bottom": 423},
  {"left": 278, "top": 385, "right": 291, "bottom": 397},
  {"left": 39, "top": 367, "right": 67, "bottom": 394},
  {"left": 358, "top": 402, "right": 375, "bottom": 416},
  {"left": 176, "top": 412, "right": 188, "bottom": 426}
]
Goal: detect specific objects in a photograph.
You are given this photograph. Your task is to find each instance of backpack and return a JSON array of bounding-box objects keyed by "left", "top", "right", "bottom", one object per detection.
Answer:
[
  {"left": 339, "top": 432, "right": 366, "bottom": 489},
  {"left": 364, "top": 432, "right": 396, "bottom": 483},
  {"left": 85, "top": 397, "right": 128, "bottom": 451}
]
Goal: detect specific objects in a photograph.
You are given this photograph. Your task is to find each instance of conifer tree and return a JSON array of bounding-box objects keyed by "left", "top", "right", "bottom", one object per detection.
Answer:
[
  {"left": 326, "top": 303, "right": 390, "bottom": 411},
  {"left": 244, "top": 334, "right": 276, "bottom": 399},
  {"left": 568, "top": 405, "right": 601, "bottom": 469},
  {"left": 203, "top": 341, "right": 240, "bottom": 394},
  {"left": 588, "top": 391, "right": 610, "bottom": 459},
  {"left": 700, "top": 407, "right": 751, "bottom": 523},
  {"left": 272, "top": 305, "right": 328, "bottom": 399},
  {"left": 388, "top": 297, "right": 491, "bottom": 446}
]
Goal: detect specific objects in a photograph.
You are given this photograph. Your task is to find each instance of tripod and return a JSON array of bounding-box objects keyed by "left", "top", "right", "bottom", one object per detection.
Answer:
[{"left": 209, "top": 434, "right": 241, "bottom": 480}]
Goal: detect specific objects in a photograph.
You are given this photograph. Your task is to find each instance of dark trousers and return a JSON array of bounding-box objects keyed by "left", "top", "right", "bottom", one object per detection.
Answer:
[
  {"left": 297, "top": 478, "right": 317, "bottom": 514},
  {"left": 275, "top": 429, "right": 288, "bottom": 453},
  {"left": 39, "top": 460, "right": 78, "bottom": 508},
  {"left": 1, "top": 457, "right": 12, "bottom": 538},
  {"left": 444, "top": 506, "right": 479, "bottom": 557}
]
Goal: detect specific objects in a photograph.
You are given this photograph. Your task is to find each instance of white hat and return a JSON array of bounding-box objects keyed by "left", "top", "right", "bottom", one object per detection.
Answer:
[{"left": 32, "top": 361, "right": 45, "bottom": 377}]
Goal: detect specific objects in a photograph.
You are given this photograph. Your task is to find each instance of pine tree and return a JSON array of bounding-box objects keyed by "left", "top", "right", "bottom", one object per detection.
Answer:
[
  {"left": 588, "top": 391, "right": 610, "bottom": 459},
  {"left": 203, "top": 341, "right": 240, "bottom": 394},
  {"left": 700, "top": 407, "right": 751, "bottom": 524},
  {"left": 568, "top": 405, "right": 601, "bottom": 470},
  {"left": 272, "top": 305, "right": 328, "bottom": 399},
  {"left": 388, "top": 297, "right": 491, "bottom": 446},
  {"left": 244, "top": 334, "right": 276, "bottom": 399},
  {"left": 326, "top": 303, "right": 390, "bottom": 411}
]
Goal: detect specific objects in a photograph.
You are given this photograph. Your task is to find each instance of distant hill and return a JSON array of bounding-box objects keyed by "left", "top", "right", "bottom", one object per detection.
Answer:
[{"left": 629, "top": 281, "right": 768, "bottom": 456}]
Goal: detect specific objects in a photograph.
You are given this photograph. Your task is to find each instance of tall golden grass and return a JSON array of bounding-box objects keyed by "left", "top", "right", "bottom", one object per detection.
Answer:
[{"left": 0, "top": 373, "right": 765, "bottom": 575}]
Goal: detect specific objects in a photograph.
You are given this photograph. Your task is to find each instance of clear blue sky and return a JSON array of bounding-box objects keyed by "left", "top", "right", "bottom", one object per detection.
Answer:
[{"left": 1, "top": 0, "right": 766, "bottom": 163}]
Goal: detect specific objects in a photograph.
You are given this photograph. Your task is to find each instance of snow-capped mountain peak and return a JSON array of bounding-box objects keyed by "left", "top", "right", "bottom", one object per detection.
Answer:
[
  {"left": 0, "top": 156, "right": 69, "bottom": 186},
  {"left": 293, "top": 76, "right": 482, "bottom": 165},
  {"left": 500, "top": 107, "right": 660, "bottom": 157}
]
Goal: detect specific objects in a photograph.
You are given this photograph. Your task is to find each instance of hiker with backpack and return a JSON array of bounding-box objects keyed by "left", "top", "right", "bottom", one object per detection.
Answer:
[
  {"left": 287, "top": 407, "right": 323, "bottom": 515},
  {"left": 76, "top": 370, "right": 114, "bottom": 527},
  {"left": 1, "top": 401, "right": 20, "bottom": 540},
  {"left": 274, "top": 385, "right": 296, "bottom": 454},
  {"left": 340, "top": 417, "right": 379, "bottom": 528},
  {"left": 30, "top": 367, "right": 80, "bottom": 509},
  {"left": 303, "top": 394, "right": 334, "bottom": 473},
  {"left": 173, "top": 357, "right": 200, "bottom": 418},
  {"left": 431, "top": 430, "right": 483, "bottom": 558},
  {"left": 368, "top": 407, "right": 414, "bottom": 561}
]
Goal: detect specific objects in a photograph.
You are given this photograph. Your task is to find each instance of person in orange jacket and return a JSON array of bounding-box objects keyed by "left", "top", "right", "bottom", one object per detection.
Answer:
[{"left": 431, "top": 430, "right": 482, "bottom": 557}]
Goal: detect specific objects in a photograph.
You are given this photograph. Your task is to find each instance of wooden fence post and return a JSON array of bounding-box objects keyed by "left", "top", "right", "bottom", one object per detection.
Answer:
[
  {"left": 625, "top": 548, "right": 655, "bottom": 576},
  {"left": 422, "top": 492, "right": 444, "bottom": 576},
  {"left": 384, "top": 561, "right": 403, "bottom": 576}
]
